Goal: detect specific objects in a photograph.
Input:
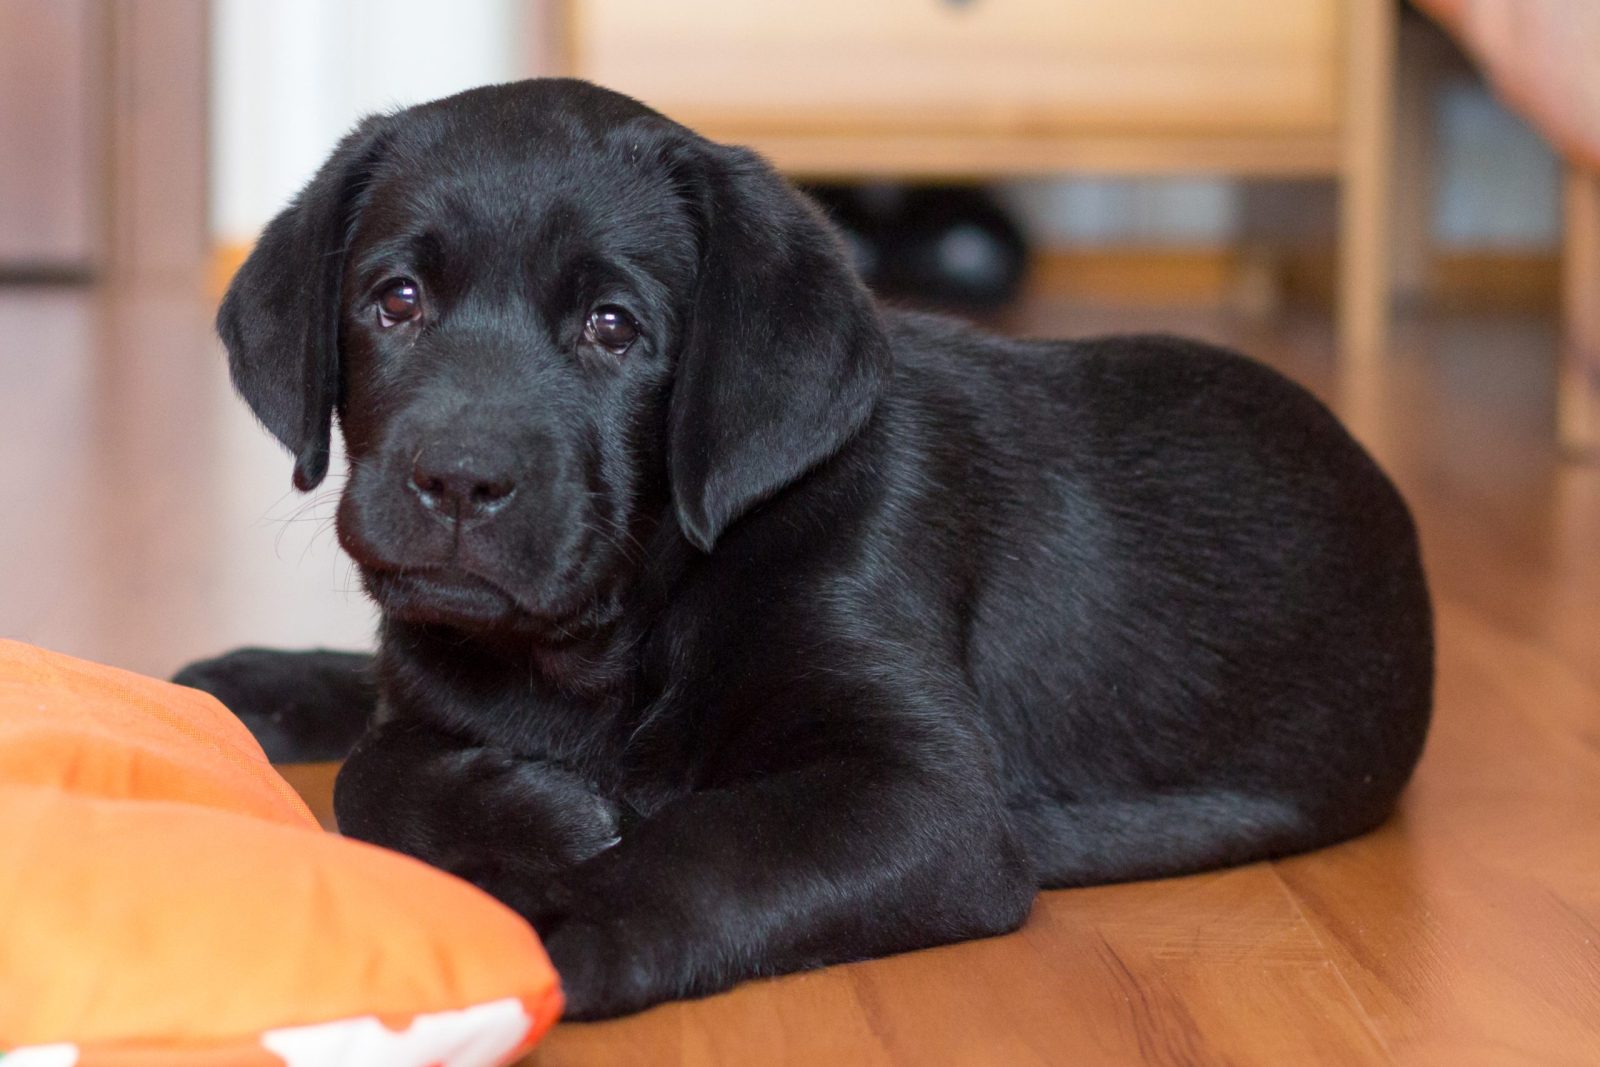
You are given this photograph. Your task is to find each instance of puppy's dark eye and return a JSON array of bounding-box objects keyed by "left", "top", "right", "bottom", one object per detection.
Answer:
[
  {"left": 584, "top": 305, "right": 639, "bottom": 354},
  {"left": 376, "top": 278, "right": 421, "bottom": 327}
]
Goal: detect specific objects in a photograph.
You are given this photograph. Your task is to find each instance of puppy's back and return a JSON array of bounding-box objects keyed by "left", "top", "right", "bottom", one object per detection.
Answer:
[{"left": 883, "top": 316, "right": 1432, "bottom": 856}]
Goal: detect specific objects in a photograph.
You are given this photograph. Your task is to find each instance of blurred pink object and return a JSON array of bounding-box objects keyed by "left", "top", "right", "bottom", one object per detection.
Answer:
[{"left": 1416, "top": 0, "right": 1600, "bottom": 169}]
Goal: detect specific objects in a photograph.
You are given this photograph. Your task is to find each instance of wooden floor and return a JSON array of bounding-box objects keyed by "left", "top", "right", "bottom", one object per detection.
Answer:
[{"left": 3, "top": 282, "right": 1598, "bottom": 1065}]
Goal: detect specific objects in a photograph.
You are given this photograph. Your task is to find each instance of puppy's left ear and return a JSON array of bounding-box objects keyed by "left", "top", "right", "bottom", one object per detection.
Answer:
[
  {"left": 216, "top": 115, "right": 391, "bottom": 491},
  {"left": 667, "top": 140, "right": 891, "bottom": 552}
]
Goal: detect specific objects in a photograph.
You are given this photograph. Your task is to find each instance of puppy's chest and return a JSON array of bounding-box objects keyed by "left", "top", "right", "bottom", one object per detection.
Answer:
[
  {"left": 425, "top": 664, "right": 692, "bottom": 796},
  {"left": 404, "top": 612, "right": 741, "bottom": 805}
]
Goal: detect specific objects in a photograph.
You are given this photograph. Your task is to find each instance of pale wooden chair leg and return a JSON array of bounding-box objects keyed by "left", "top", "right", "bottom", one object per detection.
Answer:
[
  {"left": 1390, "top": 10, "right": 1458, "bottom": 307},
  {"left": 1338, "top": 0, "right": 1397, "bottom": 371},
  {"left": 1561, "top": 166, "right": 1600, "bottom": 458}
]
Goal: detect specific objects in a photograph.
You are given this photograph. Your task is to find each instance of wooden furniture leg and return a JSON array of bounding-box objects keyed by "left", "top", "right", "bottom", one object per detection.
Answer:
[
  {"left": 105, "top": 0, "right": 209, "bottom": 283},
  {"left": 1390, "top": 9, "right": 1460, "bottom": 307},
  {"left": 1338, "top": 0, "right": 1398, "bottom": 369},
  {"left": 1561, "top": 165, "right": 1600, "bottom": 458}
]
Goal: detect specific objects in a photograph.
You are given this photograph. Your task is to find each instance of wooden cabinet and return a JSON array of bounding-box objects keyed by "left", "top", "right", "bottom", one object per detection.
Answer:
[
  {"left": 566, "top": 0, "right": 1343, "bottom": 139},
  {"left": 0, "top": 0, "right": 104, "bottom": 273},
  {"left": 0, "top": 0, "right": 208, "bottom": 280},
  {"left": 553, "top": 0, "right": 1397, "bottom": 362}
]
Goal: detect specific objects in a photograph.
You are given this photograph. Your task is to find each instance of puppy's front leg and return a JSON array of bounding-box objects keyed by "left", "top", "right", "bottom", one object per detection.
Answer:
[
  {"left": 172, "top": 647, "right": 375, "bottom": 762},
  {"left": 533, "top": 743, "right": 1036, "bottom": 1019},
  {"left": 335, "top": 718, "right": 622, "bottom": 896}
]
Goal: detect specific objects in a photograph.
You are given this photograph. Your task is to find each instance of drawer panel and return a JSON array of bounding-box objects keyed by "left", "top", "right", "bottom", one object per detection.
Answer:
[{"left": 566, "top": 0, "right": 1344, "bottom": 135}]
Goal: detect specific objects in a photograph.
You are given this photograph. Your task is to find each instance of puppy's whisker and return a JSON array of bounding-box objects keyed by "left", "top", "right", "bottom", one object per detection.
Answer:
[{"left": 268, "top": 485, "right": 344, "bottom": 560}]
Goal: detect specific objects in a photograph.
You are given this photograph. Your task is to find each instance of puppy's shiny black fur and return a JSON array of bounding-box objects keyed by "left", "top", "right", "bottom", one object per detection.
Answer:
[{"left": 184, "top": 79, "right": 1432, "bottom": 1018}]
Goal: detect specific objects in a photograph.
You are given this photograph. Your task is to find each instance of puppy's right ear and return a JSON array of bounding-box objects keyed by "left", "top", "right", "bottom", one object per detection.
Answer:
[{"left": 216, "top": 116, "right": 391, "bottom": 491}]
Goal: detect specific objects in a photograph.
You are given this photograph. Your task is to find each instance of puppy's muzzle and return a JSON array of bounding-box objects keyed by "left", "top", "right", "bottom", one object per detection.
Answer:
[{"left": 408, "top": 444, "right": 519, "bottom": 526}]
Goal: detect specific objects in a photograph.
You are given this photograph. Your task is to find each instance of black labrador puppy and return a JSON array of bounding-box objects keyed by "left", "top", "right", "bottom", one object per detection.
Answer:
[{"left": 177, "top": 78, "right": 1432, "bottom": 1019}]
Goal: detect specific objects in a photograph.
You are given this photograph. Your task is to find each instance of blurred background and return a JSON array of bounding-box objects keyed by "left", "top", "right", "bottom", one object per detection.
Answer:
[{"left": 1, "top": 0, "right": 1597, "bottom": 677}]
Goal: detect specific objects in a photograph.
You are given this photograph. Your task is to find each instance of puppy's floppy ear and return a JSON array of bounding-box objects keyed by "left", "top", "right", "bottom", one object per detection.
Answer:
[
  {"left": 216, "top": 116, "right": 390, "bottom": 491},
  {"left": 667, "top": 139, "right": 891, "bottom": 552}
]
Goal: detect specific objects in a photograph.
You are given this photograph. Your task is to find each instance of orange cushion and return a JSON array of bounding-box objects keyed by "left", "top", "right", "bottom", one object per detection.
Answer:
[{"left": 0, "top": 639, "right": 562, "bottom": 1066}]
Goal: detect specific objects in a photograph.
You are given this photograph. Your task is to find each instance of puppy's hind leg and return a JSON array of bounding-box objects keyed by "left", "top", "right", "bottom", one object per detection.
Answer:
[
  {"left": 172, "top": 648, "right": 376, "bottom": 762},
  {"left": 1010, "top": 788, "right": 1379, "bottom": 888}
]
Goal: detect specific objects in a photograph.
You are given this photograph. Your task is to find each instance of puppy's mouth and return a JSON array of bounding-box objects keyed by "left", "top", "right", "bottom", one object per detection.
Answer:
[
  {"left": 361, "top": 565, "right": 617, "bottom": 644},
  {"left": 365, "top": 567, "right": 522, "bottom": 629}
]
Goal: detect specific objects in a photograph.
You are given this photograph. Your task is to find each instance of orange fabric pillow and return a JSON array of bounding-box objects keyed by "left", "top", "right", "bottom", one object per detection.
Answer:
[{"left": 0, "top": 639, "right": 562, "bottom": 1066}]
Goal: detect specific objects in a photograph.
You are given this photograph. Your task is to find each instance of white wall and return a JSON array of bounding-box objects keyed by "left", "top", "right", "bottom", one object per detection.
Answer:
[
  {"left": 1003, "top": 177, "right": 1241, "bottom": 248},
  {"left": 210, "top": 0, "right": 523, "bottom": 244},
  {"left": 1435, "top": 82, "right": 1560, "bottom": 250}
]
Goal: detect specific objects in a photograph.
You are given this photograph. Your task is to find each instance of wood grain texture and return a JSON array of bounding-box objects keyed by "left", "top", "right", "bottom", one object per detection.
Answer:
[
  {"left": 1561, "top": 166, "right": 1600, "bottom": 456},
  {"left": 1337, "top": 0, "right": 1397, "bottom": 369},
  {"left": 556, "top": 0, "right": 1348, "bottom": 181},
  {"left": 104, "top": 0, "right": 210, "bottom": 281},
  {"left": 3, "top": 287, "right": 1596, "bottom": 1065},
  {"left": 566, "top": 0, "right": 1341, "bottom": 135},
  {"left": 0, "top": 0, "right": 103, "bottom": 270},
  {"left": 0, "top": 0, "right": 208, "bottom": 278},
  {"left": 682, "top": 129, "right": 1344, "bottom": 183}
]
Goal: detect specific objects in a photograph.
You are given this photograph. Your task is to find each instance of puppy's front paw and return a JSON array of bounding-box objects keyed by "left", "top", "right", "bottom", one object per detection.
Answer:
[
  {"left": 173, "top": 647, "right": 373, "bottom": 761},
  {"left": 540, "top": 914, "right": 660, "bottom": 1021},
  {"left": 440, "top": 751, "right": 623, "bottom": 870}
]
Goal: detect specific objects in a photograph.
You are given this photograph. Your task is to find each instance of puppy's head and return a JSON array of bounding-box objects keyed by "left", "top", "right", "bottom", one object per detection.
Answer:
[{"left": 218, "top": 79, "right": 887, "bottom": 637}]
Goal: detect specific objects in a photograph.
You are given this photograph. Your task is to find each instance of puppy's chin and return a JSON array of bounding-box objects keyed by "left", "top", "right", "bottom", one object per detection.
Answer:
[
  {"left": 363, "top": 567, "right": 523, "bottom": 631},
  {"left": 356, "top": 563, "right": 624, "bottom": 649},
  {"left": 337, "top": 504, "right": 626, "bottom": 644}
]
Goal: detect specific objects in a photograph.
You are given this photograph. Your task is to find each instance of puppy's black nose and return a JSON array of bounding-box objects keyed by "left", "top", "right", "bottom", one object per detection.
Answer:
[{"left": 408, "top": 454, "right": 517, "bottom": 523}]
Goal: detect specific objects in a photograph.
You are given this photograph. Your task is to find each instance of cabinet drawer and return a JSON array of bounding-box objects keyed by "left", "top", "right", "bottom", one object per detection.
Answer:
[{"left": 565, "top": 0, "right": 1343, "bottom": 136}]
